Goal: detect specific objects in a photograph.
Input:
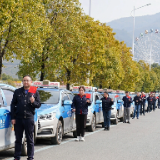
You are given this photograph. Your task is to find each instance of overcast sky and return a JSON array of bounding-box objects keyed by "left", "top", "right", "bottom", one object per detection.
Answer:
[{"left": 79, "top": 0, "right": 160, "bottom": 23}]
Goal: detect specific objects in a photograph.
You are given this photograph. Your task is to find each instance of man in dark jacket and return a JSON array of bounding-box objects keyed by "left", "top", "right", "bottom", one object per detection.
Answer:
[
  {"left": 152, "top": 93, "right": 157, "bottom": 111},
  {"left": 101, "top": 92, "right": 113, "bottom": 131},
  {"left": 140, "top": 92, "right": 146, "bottom": 116},
  {"left": 147, "top": 94, "right": 153, "bottom": 112},
  {"left": 157, "top": 94, "right": 160, "bottom": 109},
  {"left": 11, "top": 75, "right": 41, "bottom": 160},
  {"left": 122, "top": 91, "right": 132, "bottom": 124},
  {"left": 133, "top": 92, "right": 141, "bottom": 119}
]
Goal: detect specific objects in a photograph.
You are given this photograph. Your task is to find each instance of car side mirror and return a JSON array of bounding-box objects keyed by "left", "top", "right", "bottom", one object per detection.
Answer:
[
  {"left": 63, "top": 100, "right": 72, "bottom": 105},
  {"left": 95, "top": 100, "right": 102, "bottom": 104}
]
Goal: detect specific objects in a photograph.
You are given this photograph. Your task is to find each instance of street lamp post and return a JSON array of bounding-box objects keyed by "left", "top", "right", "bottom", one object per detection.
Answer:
[
  {"left": 131, "top": 3, "right": 151, "bottom": 59},
  {"left": 132, "top": 6, "right": 135, "bottom": 59},
  {"left": 89, "top": 0, "right": 91, "bottom": 16},
  {"left": 87, "top": 0, "right": 91, "bottom": 85}
]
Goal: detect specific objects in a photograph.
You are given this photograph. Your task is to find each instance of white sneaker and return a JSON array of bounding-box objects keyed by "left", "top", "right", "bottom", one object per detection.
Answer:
[
  {"left": 80, "top": 137, "right": 85, "bottom": 142},
  {"left": 75, "top": 136, "right": 80, "bottom": 141}
]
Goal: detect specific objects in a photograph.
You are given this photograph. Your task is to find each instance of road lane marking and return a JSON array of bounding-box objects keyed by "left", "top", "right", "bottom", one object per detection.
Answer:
[{"left": 6, "top": 122, "right": 122, "bottom": 160}]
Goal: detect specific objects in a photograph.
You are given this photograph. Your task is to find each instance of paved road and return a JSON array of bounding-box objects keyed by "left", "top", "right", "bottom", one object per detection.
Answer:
[{"left": 1, "top": 109, "right": 160, "bottom": 160}]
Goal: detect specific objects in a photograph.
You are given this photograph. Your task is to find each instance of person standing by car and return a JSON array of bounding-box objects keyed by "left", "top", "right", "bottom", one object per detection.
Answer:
[
  {"left": 133, "top": 92, "right": 141, "bottom": 119},
  {"left": 122, "top": 91, "right": 132, "bottom": 124},
  {"left": 11, "top": 75, "right": 41, "bottom": 160},
  {"left": 157, "top": 94, "right": 160, "bottom": 109},
  {"left": 140, "top": 92, "right": 146, "bottom": 116},
  {"left": 101, "top": 92, "right": 113, "bottom": 131},
  {"left": 147, "top": 94, "right": 153, "bottom": 113},
  {"left": 72, "top": 86, "right": 91, "bottom": 142},
  {"left": 152, "top": 93, "right": 157, "bottom": 111}
]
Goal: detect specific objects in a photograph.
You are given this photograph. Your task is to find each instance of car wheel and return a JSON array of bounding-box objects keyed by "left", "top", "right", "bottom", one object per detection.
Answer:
[
  {"left": 88, "top": 114, "right": 96, "bottom": 132},
  {"left": 21, "top": 137, "right": 27, "bottom": 156},
  {"left": 73, "top": 131, "right": 77, "bottom": 138},
  {"left": 113, "top": 118, "right": 118, "bottom": 125},
  {"left": 131, "top": 111, "right": 134, "bottom": 117},
  {"left": 113, "top": 113, "right": 118, "bottom": 125},
  {"left": 51, "top": 120, "right": 63, "bottom": 145},
  {"left": 119, "top": 116, "right": 123, "bottom": 122}
]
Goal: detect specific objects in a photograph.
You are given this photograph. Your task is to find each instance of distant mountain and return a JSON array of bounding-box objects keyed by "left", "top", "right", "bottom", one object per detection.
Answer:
[
  {"left": 107, "top": 12, "right": 160, "bottom": 47},
  {"left": 2, "top": 60, "right": 19, "bottom": 78}
]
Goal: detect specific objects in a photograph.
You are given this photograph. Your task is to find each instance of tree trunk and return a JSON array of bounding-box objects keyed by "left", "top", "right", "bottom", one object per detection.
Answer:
[
  {"left": 66, "top": 69, "right": 71, "bottom": 90},
  {"left": 40, "top": 53, "right": 45, "bottom": 81},
  {"left": 0, "top": 53, "right": 2, "bottom": 79},
  {"left": 0, "top": 21, "right": 12, "bottom": 79},
  {"left": 99, "top": 84, "right": 102, "bottom": 89}
]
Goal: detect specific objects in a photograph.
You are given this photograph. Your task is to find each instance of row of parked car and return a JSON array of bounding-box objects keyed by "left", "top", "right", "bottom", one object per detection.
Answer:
[{"left": 0, "top": 81, "right": 158, "bottom": 155}]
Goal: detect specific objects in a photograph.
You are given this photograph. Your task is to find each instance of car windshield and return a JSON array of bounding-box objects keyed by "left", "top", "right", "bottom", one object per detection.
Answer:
[
  {"left": 38, "top": 90, "right": 60, "bottom": 104},
  {"left": 109, "top": 94, "right": 116, "bottom": 101}
]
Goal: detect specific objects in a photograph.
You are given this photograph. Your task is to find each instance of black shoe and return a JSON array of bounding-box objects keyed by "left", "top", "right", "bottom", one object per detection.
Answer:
[
  {"left": 107, "top": 127, "right": 110, "bottom": 131},
  {"left": 123, "top": 121, "right": 126, "bottom": 123},
  {"left": 104, "top": 127, "right": 107, "bottom": 130},
  {"left": 132, "top": 117, "right": 135, "bottom": 119},
  {"left": 137, "top": 117, "right": 139, "bottom": 119},
  {"left": 127, "top": 121, "right": 130, "bottom": 124}
]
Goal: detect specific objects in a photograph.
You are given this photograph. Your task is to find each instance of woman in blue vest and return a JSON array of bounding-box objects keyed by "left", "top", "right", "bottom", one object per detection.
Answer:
[{"left": 72, "top": 86, "right": 91, "bottom": 142}]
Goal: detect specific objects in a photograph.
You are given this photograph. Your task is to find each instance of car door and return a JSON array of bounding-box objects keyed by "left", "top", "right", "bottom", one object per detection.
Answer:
[
  {"left": 0, "top": 88, "right": 6, "bottom": 150},
  {"left": 67, "top": 92, "right": 76, "bottom": 130},
  {"left": 1, "top": 88, "right": 15, "bottom": 148},
  {"left": 62, "top": 92, "right": 71, "bottom": 133}
]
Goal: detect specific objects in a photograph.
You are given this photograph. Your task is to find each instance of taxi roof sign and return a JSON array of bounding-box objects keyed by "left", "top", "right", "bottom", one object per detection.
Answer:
[
  {"left": 32, "top": 80, "right": 60, "bottom": 88},
  {"left": 73, "top": 86, "right": 93, "bottom": 91}
]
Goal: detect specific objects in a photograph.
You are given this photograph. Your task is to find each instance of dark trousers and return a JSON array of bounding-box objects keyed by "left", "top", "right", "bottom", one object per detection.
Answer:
[
  {"left": 133, "top": 104, "right": 140, "bottom": 118},
  {"left": 147, "top": 104, "right": 152, "bottom": 112},
  {"left": 76, "top": 114, "right": 87, "bottom": 137},
  {"left": 14, "top": 118, "right": 34, "bottom": 160},
  {"left": 140, "top": 102, "right": 145, "bottom": 115},
  {"left": 158, "top": 102, "right": 160, "bottom": 109},
  {"left": 103, "top": 110, "right": 111, "bottom": 128},
  {"left": 152, "top": 102, "right": 156, "bottom": 111}
]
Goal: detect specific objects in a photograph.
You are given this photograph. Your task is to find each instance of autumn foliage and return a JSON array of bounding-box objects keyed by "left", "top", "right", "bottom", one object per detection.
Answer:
[{"left": 0, "top": 0, "right": 159, "bottom": 92}]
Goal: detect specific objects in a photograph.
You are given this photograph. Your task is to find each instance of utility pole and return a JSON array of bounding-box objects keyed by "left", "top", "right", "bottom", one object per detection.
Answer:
[{"left": 89, "top": 0, "right": 91, "bottom": 16}]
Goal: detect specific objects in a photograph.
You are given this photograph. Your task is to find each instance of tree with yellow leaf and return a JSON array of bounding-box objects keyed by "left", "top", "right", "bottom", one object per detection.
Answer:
[{"left": 0, "top": 0, "right": 50, "bottom": 78}]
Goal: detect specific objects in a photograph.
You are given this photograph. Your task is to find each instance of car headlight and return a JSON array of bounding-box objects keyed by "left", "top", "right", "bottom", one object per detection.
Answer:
[
  {"left": 38, "top": 113, "right": 56, "bottom": 120},
  {"left": 112, "top": 106, "right": 117, "bottom": 112},
  {"left": 88, "top": 108, "right": 92, "bottom": 113},
  {"left": 87, "top": 108, "right": 92, "bottom": 118}
]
